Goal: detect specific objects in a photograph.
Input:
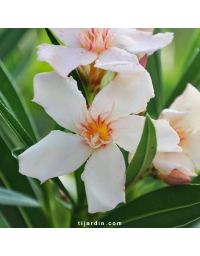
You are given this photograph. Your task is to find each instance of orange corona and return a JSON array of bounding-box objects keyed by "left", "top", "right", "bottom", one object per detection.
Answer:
[{"left": 80, "top": 115, "right": 113, "bottom": 148}]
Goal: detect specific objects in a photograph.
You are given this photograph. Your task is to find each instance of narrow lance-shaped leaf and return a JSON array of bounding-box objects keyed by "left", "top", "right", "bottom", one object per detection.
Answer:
[
  {"left": 0, "top": 187, "right": 40, "bottom": 207},
  {"left": 0, "top": 136, "right": 50, "bottom": 228},
  {"left": 0, "top": 60, "right": 38, "bottom": 141},
  {"left": 98, "top": 185, "right": 200, "bottom": 228},
  {"left": 0, "top": 99, "right": 35, "bottom": 148},
  {"left": 165, "top": 48, "right": 200, "bottom": 107},
  {"left": 0, "top": 180, "right": 28, "bottom": 228},
  {"left": 126, "top": 114, "right": 157, "bottom": 187},
  {"left": 0, "top": 29, "right": 28, "bottom": 60},
  {"left": 146, "top": 28, "right": 163, "bottom": 118}
]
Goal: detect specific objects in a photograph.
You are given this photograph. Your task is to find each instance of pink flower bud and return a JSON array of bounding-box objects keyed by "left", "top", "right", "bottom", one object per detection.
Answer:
[{"left": 161, "top": 169, "right": 191, "bottom": 185}]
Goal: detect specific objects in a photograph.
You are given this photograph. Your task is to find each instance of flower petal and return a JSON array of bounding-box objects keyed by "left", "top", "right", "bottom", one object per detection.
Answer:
[
  {"left": 159, "top": 109, "right": 190, "bottom": 131},
  {"left": 170, "top": 84, "right": 200, "bottom": 131},
  {"left": 112, "top": 28, "right": 173, "bottom": 55},
  {"left": 153, "top": 152, "right": 196, "bottom": 176},
  {"left": 19, "top": 131, "right": 94, "bottom": 183},
  {"left": 153, "top": 119, "right": 182, "bottom": 152},
  {"left": 33, "top": 72, "right": 86, "bottom": 133},
  {"left": 111, "top": 115, "right": 181, "bottom": 152},
  {"left": 111, "top": 115, "right": 146, "bottom": 152},
  {"left": 90, "top": 72, "right": 154, "bottom": 120},
  {"left": 51, "top": 28, "right": 81, "bottom": 47},
  {"left": 81, "top": 142, "right": 125, "bottom": 214},
  {"left": 182, "top": 130, "right": 200, "bottom": 170},
  {"left": 94, "top": 47, "right": 144, "bottom": 73},
  {"left": 37, "top": 44, "right": 97, "bottom": 78}
]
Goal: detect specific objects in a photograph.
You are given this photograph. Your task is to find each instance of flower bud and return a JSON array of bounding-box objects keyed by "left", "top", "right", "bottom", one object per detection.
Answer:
[{"left": 160, "top": 169, "right": 191, "bottom": 185}]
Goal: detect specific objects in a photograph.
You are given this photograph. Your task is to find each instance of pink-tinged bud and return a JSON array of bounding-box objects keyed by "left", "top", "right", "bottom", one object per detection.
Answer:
[
  {"left": 161, "top": 169, "right": 191, "bottom": 186},
  {"left": 139, "top": 54, "right": 148, "bottom": 68}
]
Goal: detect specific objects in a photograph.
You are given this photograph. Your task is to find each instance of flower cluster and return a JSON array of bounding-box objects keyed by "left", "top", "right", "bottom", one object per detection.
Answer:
[{"left": 18, "top": 28, "right": 199, "bottom": 214}]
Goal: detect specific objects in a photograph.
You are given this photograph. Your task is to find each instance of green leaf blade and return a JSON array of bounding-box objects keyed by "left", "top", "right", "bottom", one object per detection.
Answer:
[
  {"left": 146, "top": 28, "right": 163, "bottom": 118},
  {"left": 0, "top": 60, "right": 37, "bottom": 141},
  {"left": 0, "top": 99, "right": 35, "bottom": 148},
  {"left": 126, "top": 114, "right": 157, "bottom": 187},
  {"left": 165, "top": 48, "right": 200, "bottom": 108},
  {"left": 0, "top": 136, "right": 51, "bottom": 227},
  {"left": 99, "top": 185, "right": 200, "bottom": 228},
  {"left": 0, "top": 187, "right": 40, "bottom": 207}
]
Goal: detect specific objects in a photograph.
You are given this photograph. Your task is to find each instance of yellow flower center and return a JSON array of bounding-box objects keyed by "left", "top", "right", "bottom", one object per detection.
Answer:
[
  {"left": 81, "top": 117, "right": 112, "bottom": 148},
  {"left": 79, "top": 28, "right": 114, "bottom": 54}
]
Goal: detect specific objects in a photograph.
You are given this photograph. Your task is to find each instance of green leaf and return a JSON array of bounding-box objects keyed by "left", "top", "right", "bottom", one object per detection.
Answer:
[
  {"left": 99, "top": 185, "right": 200, "bottom": 228},
  {"left": 0, "top": 136, "right": 50, "bottom": 227},
  {"left": 146, "top": 28, "right": 163, "bottom": 118},
  {"left": 0, "top": 99, "right": 35, "bottom": 148},
  {"left": 0, "top": 180, "right": 28, "bottom": 228},
  {"left": 0, "top": 60, "right": 37, "bottom": 141},
  {"left": 126, "top": 114, "right": 157, "bottom": 187},
  {"left": 45, "top": 28, "right": 89, "bottom": 104},
  {"left": 11, "top": 147, "right": 25, "bottom": 159},
  {"left": 0, "top": 187, "right": 40, "bottom": 207},
  {"left": 0, "top": 29, "right": 28, "bottom": 59},
  {"left": 165, "top": 48, "right": 200, "bottom": 108}
]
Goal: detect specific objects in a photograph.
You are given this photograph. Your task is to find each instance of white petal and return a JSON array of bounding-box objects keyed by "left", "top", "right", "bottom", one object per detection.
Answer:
[
  {"left": 51, "top": 28, "right": 81, "bottom": 47},
  {"left": 111, "top": 115, "right": 181, "bottom": 153},
  {"left": 159, "top": 109, "right": 189, "bottom": 130},
  {"left": 113, "top": 28, "right": 173, "bottom": 55},
  {"left": 94, "top": 47, "right": 144, "bottom": 73},
  {"left": 82, "top": 142, "right": 125, "bottom": 214},
  {"left": 33, "top": 72, "right": 86, "bottom": 133},
  {"left": 111, "top": 115, "right": 146, "bottom": 152},
  {"left": 170, "top": 84, "right": 200, "bottom": 131},
  {"left": 90, "top": 72, "right": 154, "bottom": 120},
  {"left": 37, "top": 44, "right": 97, "bottom": 78},
  {"left": 183, "top": 130, "right": 200, "bottom": 170},
  {"left": 154, "top": 119, "right": 182, "bottom": 152},
  {"left": 19, "top": 131, "right": 94, "bottom": 183},
  {"left": 153, "top": 152, "right": 196, "bottom": 176}
]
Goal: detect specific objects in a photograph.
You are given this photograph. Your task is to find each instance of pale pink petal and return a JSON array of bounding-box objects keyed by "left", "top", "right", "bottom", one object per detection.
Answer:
[
  {"left": 90, "top": 72, "right": 154, "bottom": 120},
  {"left": 33, "top": 72, "right": 86, "bottom": 133},
  {"left": 182, "top": 130, "right": 200, "bottom": 170},
  {"left": 159, "top": 109, "right": 189, "bottom": 130},
  {"left": 51, "top": 28, "right": 81, "bottom": 47},
  {"left": 170, "top": 84, "right": 200, "bottom": 131},
  {"left": 110, "top": 115, "right": 181, "bottom": 153},
  {"left": 154, "top": 119, "right": 182, "bottom": 152},
  {"left": 112, "top": 28, "right": 173, "bottom": 55},
  {"left": 94, "top": 47, "right": 144, "bottom": 73},
  {"left": 81, "top": 142, "right": 125, "bottom": 214},
  {"left": 153, "top": 152, "right": 196, "bottom": 176},
  {"left": 37, "top": 44, "right": 97, "bottom": 78},
  {"left": 19, "top": 131, "right": 93, "bottom": 183}
]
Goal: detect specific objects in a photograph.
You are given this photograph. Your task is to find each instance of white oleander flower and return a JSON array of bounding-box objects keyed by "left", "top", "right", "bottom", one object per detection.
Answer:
[
  {"left": 18, "top": 71, "right": 179, "bottom": 213},
  {"left": 38, "top": 28, "right": 173, "bottom": 77},
  {"left": 153, "top": 84, "right": 200, "bottom": 184}
]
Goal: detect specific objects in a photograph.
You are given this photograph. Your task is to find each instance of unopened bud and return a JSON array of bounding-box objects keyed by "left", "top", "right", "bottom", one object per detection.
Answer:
[{"left": 161, "top": 169, "right": 191, "bottom": 186}]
